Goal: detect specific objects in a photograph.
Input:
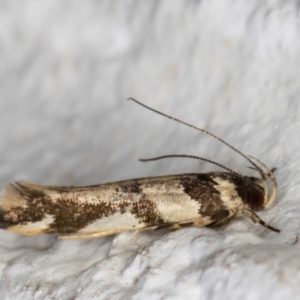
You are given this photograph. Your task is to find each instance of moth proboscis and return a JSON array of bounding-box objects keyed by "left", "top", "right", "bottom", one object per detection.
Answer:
[{"left": 0, "top": 98, "right": 279, "bottom": 240}]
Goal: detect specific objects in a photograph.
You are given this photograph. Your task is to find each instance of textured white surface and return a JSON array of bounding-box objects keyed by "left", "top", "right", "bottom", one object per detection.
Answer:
[{"left": 0, "top": 1, "right": 300, "bottom": 299}]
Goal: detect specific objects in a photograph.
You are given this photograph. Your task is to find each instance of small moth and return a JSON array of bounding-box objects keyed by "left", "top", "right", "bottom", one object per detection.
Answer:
[{"left": 0, "top": 98, "right": 279, "bottom": 240}]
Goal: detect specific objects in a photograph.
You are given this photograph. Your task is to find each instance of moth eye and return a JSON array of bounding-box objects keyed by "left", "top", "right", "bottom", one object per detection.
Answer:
[{"left": 247, "top": 189, "right": 265, "bottom": 211}]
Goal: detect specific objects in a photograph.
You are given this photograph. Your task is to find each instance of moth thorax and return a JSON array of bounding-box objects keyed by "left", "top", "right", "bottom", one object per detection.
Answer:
[{"left": 246, "top": 178, "right": 268, "bottom": 211}]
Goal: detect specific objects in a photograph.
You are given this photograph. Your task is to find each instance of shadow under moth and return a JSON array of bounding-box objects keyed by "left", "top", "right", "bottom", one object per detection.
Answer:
[{"left": 0, "top": 98, "right": 279, "bottom": 239}]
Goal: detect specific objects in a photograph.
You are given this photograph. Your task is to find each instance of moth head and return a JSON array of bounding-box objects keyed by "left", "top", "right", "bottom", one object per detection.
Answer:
[
  {"left": 244, "top": 177, "right": 268, "bottom": 211},
  {"left": 246, "top": 162, "right": 277, "bottom": 211}
]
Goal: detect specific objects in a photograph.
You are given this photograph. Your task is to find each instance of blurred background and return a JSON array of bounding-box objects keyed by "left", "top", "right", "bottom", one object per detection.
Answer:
[{"left": 1, "top": 1, "right": 298, "bottom": 188}]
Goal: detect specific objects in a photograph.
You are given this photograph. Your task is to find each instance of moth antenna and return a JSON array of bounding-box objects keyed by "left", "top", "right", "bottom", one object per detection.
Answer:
[
  {"left": 247, "top": 166, "right": 258, "bottom": 171},
  {"left": 128, "top": 97, "right": 265, "bottom": 177},
  {"left": 248, "top": 155, "right": 277, "bottom": 209},
  {"left": 140, "top": 155, "right": 238, "bottom": 175},
  {"left": 248, "top": 155, "right": 276, "bottom": 183},
  {"left": 271, "top": 167, "right": 277, "bottom": 173},
  {"left": 139, "top": 154, "right": 261, "bottom": 187}
]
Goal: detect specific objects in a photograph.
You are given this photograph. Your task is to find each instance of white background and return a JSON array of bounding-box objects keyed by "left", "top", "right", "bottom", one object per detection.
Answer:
[{"left": 0, "top": 1, "right": 299, "bottom": 299}]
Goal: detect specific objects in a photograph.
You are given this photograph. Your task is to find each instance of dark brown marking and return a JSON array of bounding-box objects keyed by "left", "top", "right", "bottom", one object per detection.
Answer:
[
  {"left": 223, "top": 174, "right": 265, "bottom": 211},
  {"left": 155, "top": 224, "right": 172, "bottom": 231},
  {"left": 0, "top": 210, "right": 12, "bottom": 229},
  {"left": 179, "top": 174, "right": 230, "bottom": 224},
  {"left": 129, "top": 195, "right": 165, "bottom": 226},
  {"left": 179, "top": 222, "right": 194, "bottom": 228},
  {"left": 14, "top": 182, "right": 46, "bottom": 200},
  {"left": 0, "top": 182, "right": 164, "bottom": 233},
  {"left": 119, "top": 181, "right": 143, "bottom": 194},
  {"left": 0, "top": 188, "right": 120, "bottom": 233}
]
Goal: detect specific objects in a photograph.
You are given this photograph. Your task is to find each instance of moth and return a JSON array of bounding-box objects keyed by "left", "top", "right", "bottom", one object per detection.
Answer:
[{"left": 0, "top": 98, "right": 279, "bottom": 239}]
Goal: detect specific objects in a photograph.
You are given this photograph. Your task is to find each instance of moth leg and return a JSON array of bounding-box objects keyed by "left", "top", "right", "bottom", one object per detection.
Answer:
[
  {"left": 130, "top": 230, "right": 139, "bottom": 243},
  {"left": 167, "top": 222, "right": 196, "bottom": 231},
  {"left": 242, "top": 207, "right": 280, "bottom": 233},
  {"left": 166, "top": 224, "right": 182, "bottom": 232},
  {"left": 58, "top": 229, "right": 127, "bottom": 240}
]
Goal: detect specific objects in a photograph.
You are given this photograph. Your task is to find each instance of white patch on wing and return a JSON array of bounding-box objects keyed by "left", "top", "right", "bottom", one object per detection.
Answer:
[
  {"left": 79, "top": 211, "right": 146, "bottom": 233},
  {"left": 213, "top": 177, "right": 244, "bottom": 210},
  {"left": 7, "top": 214, "right": 54, "bottom": 235},
  {"left": 141, "top": 184, "right": 200, "bottom": 223},
  {"left": 44, "top": 188, "right": 144, "bottom": 205}
]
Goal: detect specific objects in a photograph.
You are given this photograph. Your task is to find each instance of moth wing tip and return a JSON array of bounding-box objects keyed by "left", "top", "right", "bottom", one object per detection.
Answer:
[{"left": 0, "top": 181, "right": 31, "bottom": 215}]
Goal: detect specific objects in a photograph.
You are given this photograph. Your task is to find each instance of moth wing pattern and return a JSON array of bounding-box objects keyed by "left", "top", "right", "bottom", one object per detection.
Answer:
[{"left": 0, "top": 170, "right": 279, "bottom": 239}]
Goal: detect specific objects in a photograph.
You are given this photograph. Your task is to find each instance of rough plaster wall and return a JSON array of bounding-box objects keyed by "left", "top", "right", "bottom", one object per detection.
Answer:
[{"left": 0, "top": 0, "right": 299, "bottom": 299}]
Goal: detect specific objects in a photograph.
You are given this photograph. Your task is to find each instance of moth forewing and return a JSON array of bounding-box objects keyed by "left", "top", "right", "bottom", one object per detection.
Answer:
[{"left": 0, "top": 99, "right": 279, "bottom": 239}]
